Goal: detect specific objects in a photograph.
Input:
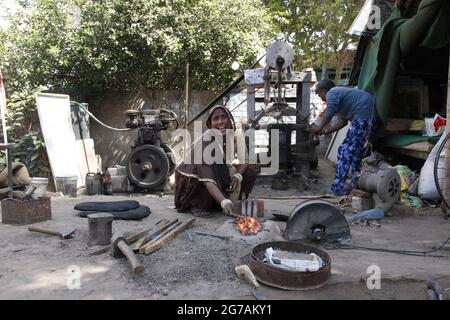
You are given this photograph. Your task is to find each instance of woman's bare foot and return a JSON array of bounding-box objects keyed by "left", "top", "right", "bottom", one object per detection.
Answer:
[{"left": 189, "top": 207, "right": 212, "bottom": 218}]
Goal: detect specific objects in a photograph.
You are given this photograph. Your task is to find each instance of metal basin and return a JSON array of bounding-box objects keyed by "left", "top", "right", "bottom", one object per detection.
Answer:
[{"left": 249, "top": 241, "right": 331, "bottom": 290}]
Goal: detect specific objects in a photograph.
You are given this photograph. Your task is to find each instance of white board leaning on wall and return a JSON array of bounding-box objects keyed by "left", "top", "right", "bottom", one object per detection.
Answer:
[{"left": 35, "top": 93, "right": 84, "bottom": 188}]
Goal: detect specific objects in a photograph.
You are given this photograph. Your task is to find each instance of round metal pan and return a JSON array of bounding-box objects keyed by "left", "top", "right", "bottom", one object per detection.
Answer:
[{"left": 249, "top": 241, "right": 331, "bottom": 290}]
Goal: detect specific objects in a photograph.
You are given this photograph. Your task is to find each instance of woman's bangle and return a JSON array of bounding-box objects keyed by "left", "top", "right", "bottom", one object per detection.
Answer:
[
  {"left": 221, "top": 199, "right": 233, "bottom": 209},
  {"left": 232, "top": 173, "right": 243, "bottom": 182}
]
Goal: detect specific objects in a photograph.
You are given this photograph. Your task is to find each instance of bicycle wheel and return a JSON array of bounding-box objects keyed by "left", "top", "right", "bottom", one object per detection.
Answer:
[{"left": 434, "top": 132, "right": 450, "bottom": 210}]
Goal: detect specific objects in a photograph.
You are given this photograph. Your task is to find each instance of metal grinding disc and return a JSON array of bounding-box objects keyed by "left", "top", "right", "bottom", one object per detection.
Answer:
[
  {"left": 266, "top": 41, "right": 294, "bottom": 70},
  {"left": 286, "top": 199, "right": 351, "bottom": 242}
]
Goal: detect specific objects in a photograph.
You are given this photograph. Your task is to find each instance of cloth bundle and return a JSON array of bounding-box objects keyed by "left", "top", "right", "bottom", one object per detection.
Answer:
[{"left": 74, "top": 200, "right": 151, "bottom": 220}]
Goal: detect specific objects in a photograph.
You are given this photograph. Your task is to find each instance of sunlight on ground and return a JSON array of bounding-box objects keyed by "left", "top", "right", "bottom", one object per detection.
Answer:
[{"left": 17, "top": 264, "right": 110, "bottom": 291}]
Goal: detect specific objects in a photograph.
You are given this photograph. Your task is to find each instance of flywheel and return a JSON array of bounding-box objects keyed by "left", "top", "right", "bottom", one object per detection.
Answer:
[{"left": 127, "top": 145, "right": 170, "bottom": 189}]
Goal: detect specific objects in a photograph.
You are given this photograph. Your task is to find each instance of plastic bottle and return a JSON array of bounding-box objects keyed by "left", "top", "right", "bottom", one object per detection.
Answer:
[{"left": 102, "top": 168, "right": 113, "bottom": 195}]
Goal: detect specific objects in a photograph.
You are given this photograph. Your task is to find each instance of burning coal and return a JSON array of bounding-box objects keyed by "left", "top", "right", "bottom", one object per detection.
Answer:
[{"left": 235, "top": 217, "right": 262, "bottom": 235}]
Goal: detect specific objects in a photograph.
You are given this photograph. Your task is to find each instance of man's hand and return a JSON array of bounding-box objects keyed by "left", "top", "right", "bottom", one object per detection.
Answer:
[{"left": 310, "top": 124, "right": 322, "bottom": 134}]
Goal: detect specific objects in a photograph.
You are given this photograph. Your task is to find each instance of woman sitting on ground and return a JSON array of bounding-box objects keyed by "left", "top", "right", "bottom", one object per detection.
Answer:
[{"left": 174, "top": 105, "right": 256, "bottom": 217}]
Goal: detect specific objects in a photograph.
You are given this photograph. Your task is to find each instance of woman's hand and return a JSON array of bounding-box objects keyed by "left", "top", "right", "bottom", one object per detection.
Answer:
[
  {"left": 228, "top": 176, "right": 241, "bottom": 193},
  {"left": 221, "top": 199, "right": 235, "bottom": 216}
]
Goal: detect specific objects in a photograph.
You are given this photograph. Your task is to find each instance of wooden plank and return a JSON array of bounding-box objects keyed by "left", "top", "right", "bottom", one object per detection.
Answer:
[
  {"left": 384, "top": 141, "right": 434, "bottom": 160},
  {"left": 384, "top": 118, "right": 414, "bottom": 132},
  {"left": 143, "top": 218, "right": 196, "bottom": 255},
  {"left": 130, "top": 219, "right": 178, "bottom": 251},
  {"left": 139, "top": 221, "right": 182, "bottom": 254},
  {"left": 399, "top": 141, "right": 434, "bottom": 153},
  {"left": 75, "top": 139, "right": 98, "bottom": 184},
  {"left": 393, "top": 148, "right": 429, "bottom": 160},
  {"left": 89, "top": 219, "right": 169, "bottom": 256}
]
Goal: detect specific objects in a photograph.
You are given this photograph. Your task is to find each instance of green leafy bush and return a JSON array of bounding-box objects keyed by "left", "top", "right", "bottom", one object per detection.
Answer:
[{"left": 0, "top": 88, "right": 47, "bottom": 176}]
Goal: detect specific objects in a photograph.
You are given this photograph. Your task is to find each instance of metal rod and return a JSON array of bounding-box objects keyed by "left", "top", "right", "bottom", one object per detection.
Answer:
[
  {"left": 184, "top": 63, "right": 190, "bottom": 155},
  {"left": 184, "top": 63, "right": 190, "bottom": 127},
  {"left": 185, "top": 230, "right": 193, "bottom": 242},
  {"left": 193, "top": 231, "right": 230, "bottom": 241},
  {"left": 7, "top": 147, "right": 12, "bottom": 198},
  {"left": 0, "top": 68, "right": 8, "bottom": 146}
]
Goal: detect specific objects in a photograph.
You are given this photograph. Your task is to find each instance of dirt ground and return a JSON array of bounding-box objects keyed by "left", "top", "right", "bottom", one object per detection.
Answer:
[{"left": 1, "top": 159, "right": 449, "bottom": 300}]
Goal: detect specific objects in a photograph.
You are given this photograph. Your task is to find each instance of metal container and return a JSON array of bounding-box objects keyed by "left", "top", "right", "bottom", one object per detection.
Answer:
[
  {"left": 1, "top": 197, "right": 52, "bottom": 225},
  {"left": 85, "top": 173, "right": 101, "bottom": 195},
  {"left": 249, "top": 241, "right": 331, "bottom": 290},
  {"left": 55, "top": 176, "right": 78, "bottom": 197}
]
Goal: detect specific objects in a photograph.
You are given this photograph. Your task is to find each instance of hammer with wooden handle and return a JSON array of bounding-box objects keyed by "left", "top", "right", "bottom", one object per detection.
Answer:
[
  {"left": 28, "top": 226, "right": 76, "bottom": 239},
  {"left": 110, "top": 232, "right": 144, "bottom": 275}
]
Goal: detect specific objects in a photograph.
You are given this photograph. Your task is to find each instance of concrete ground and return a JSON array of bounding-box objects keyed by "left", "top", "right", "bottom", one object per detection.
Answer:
[{"left": 0, "top": 159, "right": 449, "bottom": 300}]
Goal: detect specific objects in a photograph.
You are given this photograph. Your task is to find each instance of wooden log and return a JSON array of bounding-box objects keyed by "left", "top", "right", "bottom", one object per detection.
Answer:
[
  {"left": 143, "top": 218, "right": 196, "bottom": 255},
  {"left": 131, "top": 219, "right": 179, "bottom": 251},
  {"left": 89, "top": 219, "right": 169, "bottom": 256}
]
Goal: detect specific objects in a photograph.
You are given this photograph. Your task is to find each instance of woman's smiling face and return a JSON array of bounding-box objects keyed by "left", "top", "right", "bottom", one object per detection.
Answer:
[{"left": 210, "top": 108, "right": 230, "bottom": 136}]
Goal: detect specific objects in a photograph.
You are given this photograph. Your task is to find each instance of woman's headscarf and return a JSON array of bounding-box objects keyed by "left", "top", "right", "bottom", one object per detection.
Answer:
[
  {"left": 206, "top": 105, "right": 236, "bottom": 130},
  {"left": 176, "top": 105, "right": 234, "bottom": 193}
]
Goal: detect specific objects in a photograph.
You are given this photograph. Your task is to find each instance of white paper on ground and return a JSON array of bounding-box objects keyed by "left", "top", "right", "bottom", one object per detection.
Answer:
[{"left": 265, "top": 247, "right": 323, "bottom": 272}]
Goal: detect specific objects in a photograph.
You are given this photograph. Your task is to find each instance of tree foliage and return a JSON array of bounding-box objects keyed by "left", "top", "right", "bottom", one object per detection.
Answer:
[
  {"left": 0, "top": 0, "right": 277, "bottom": 175},
  {"left": 0, "top": 87, "right": 47, "bottom": 175},
  {"left": 1, "top": 0, "right": 276, "bottom": 99},
  {"left": 266, "top": 0, "right": 363, "bottom": 80}
]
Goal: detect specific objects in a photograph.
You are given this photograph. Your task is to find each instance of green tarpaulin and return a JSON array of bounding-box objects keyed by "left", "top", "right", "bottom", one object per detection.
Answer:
[{"left": 357, "top": 0, "right": 449, "bottom": 126}]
